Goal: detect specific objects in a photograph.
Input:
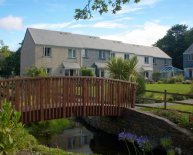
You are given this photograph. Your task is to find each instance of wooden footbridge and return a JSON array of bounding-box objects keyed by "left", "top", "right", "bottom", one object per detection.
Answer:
[{"left": 0, "top": 77, "right": 136, "bottom": 123}]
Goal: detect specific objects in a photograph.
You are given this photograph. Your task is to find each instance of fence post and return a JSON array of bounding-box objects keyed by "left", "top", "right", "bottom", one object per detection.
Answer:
[{"left": 164, "top": 90, "right": 167, "bottom": 110}]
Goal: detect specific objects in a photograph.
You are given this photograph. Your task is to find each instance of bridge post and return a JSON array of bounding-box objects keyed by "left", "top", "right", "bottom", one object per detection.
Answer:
[
  {"left": 101, "top": 79, "right": 104, "bottom": 116},
  {"left": 15, "top": 80, "right": 20, "bottom": 111},
  {"left": 40, "top": 79, "right": 44, "bottom": 121},
  {"left": 83, "top": 78, "right": 87, "bottom": 116},
  {"left": 131, "top": 84, "right": 136, "bottom": 108}
]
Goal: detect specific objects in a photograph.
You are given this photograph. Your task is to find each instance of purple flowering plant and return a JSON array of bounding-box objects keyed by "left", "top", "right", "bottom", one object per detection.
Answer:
[{"left": 118, "top": 131, "right": 153, "bottom": 155}]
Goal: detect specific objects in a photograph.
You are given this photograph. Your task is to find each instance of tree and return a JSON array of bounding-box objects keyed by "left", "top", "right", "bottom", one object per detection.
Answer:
[
  {"left": 75, "top": 0, "right": 140, "bottom": 20},
  {"left": 106, "top": 56, "right": 145, "bottom": 96},
  {"left": 154, "top": 24, "right": 189, "bottom": 69},
  {"left": 107, "top": 56, "right": 138, "bottom": 81},
  {"left": 0, "top": 47, "right": 20, "bottom": 77}
]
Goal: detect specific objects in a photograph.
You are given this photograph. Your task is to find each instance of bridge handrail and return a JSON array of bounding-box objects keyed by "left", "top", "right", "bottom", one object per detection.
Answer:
[{"left": 0, "top": 76, "right": 136, "bottom": 123}]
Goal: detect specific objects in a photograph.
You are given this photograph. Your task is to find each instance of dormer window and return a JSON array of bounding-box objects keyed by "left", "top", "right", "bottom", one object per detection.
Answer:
[
  {"left": 68, "top": 49, "right": 76, "bottom": 58},
  {"left": 144, "top": 57, "right": 149, "bottom": 64},
  {"left": 124, "top": 54, "right": 129, "bottom": 60},
  {"left": 43, "top": 47, "right": 51, "bottom": 57}
]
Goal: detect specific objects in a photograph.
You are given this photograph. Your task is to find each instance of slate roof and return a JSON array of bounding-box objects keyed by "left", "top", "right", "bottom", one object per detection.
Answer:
[
  {"left": 28, "top": 28, "right": 171, "bottom": 59},
  {"left": 184, "top": 43, "right": 193, "bottom": 54}
]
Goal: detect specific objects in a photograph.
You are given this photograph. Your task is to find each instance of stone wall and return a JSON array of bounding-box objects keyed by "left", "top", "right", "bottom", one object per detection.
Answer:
[{"left": 83, "top": 109, "right": 193, "bottom": 155}]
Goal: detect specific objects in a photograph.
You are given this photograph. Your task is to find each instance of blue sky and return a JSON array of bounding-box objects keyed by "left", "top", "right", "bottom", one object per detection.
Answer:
[{"left": 0, "top": 0, "right": 193, "bottom": 51}]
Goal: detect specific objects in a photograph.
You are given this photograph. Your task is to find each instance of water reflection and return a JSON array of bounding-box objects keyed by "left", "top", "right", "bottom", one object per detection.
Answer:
[
  {"left": 37, "top": 122, "right": 131, "bottom": 154},
  {"left": 40, "top": 123, "right": 93, "bottom": 154}
]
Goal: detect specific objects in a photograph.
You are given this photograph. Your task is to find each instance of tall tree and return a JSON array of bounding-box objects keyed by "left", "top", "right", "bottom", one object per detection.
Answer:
[
  {"left": 154, "top": 24, "right": 189, "bottom": 69},
  {"left": 1, "top": 47, "right": 20, "bottom": 76},
  {"left": 75, "top": 0, "right": 140, "bottom": 19}
]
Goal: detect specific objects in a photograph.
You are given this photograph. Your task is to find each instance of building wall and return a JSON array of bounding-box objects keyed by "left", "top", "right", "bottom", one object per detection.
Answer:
[
  {"left": 35, "top": 46, "right": 81, "bottom": 76},
  {"left": 82, "top": 49, "right": 110, "bottom": 67},
  {"left": 20, "top": 30, "right": 36, "bottom": 76},
  {"left": 183, "top": 54, "right": 193, "bottom": 68},
  {"left": 153, "top": 58, "right": 172, "bottom": 72}
]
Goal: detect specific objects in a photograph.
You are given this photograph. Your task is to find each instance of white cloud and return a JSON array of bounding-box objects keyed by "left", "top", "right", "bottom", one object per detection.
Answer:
[
  {"left": 28, "top": 21, "right": 74, "bottom": 30},
  {"left": 138, "top": 0, "right": 161, "bottom": 6},
  {"left": 101, "top": 21, "right": 170, "bottom": 46},
  {"left": 70, "top": 21, "right": 126, "bottom": 29},
  {"left": 117, "top": 7, "right": 143, "bottom": 15},
  {"left": 93, "top": 21, "right": 125, "bottom": 28},
  {"left": 0, "top": 16, "right": 23, "bottom": 30},
  {"left": 117, "top": 0, "right": 161, "bottom": 15}
]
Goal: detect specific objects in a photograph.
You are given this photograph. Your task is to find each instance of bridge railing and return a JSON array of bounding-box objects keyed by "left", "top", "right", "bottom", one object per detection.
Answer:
[{"left": 0, "top": 76, "right": 136, "bottom": 123}]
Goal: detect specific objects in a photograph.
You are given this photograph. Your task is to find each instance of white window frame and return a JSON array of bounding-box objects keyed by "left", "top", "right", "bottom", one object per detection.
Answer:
[
  {"left": 43, "top": 47, "right": 51, "bottom": 57},
  {"left": 144, "top": 57, "right": 149, "bottom": 64},
  {"left": 82, "top": 49, "right": 88, "bottom": 58},
  {"left": 99, "top": 51, "right": 106, "bottom": 59},
  {"left": 68, "top": 49, "right": 76, "bottom": 58},
  {"left": 124, "top": 54, "right": 130, "bottom": 60}
]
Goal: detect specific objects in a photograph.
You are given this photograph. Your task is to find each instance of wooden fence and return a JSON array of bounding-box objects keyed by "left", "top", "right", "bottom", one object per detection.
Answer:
[
  {"left": 0, "top": 76, "right": 136, "bottom": 123},
  {"left": 136, "top": 90, "right": 193, "bottom": 115}
]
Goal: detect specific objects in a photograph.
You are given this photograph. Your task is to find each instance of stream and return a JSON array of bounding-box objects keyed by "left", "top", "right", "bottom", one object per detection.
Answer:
[{"left": 36, "top": 121, "right": 131, "bottom": 155}]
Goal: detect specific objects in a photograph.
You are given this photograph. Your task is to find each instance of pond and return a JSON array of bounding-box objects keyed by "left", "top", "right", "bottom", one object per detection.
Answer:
[{"left": 36, "top": 121, "right": 131, "bottom": 155}]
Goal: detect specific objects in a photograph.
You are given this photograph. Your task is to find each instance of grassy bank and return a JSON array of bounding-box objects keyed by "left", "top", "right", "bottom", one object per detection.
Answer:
[
  {"left": 140, "top": 108, "right": 193, "bottom": 132},
  {"left": 146, "top": 83, "right": 191, "bottom": 94},
  {"left": 0, "top": 102, "right": 84, "bottom": 155}
]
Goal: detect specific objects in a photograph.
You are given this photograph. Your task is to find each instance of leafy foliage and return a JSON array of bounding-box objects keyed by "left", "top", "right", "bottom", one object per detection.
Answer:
[
  {"left": 0, "top": 41, "right": 20, "bottom": 77},
  {"left": 154, "top": 24, "right": 193, "bottom": 69},
  {"left": 107, "top": 56, "right": 138, "bottom": 81},
  {"left": 107, "top": 56, "right": 145, "bottom": 96},
  {"left": 81, "top": 67, "right": 95, "bottom": 76},
  {"left": 25, "top": 66, "right": 48, "bottom": 77},
  {"left": 26, "top": 119, "right": 74, "bottom": 136},
  {"left": 75, "top": 0, "right": 140, "bottom": 20},
  {"left": 0, "top": 102, "right": 37, "bottom": 154}
]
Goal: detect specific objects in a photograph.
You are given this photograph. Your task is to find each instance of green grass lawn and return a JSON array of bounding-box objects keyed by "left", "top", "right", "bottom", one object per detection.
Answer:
[
  {"left": 146, "top": 83, "right": 191, "bottom": 94},
  {"left": 166, "top": 104, "right": 193, "bottom": 113}
]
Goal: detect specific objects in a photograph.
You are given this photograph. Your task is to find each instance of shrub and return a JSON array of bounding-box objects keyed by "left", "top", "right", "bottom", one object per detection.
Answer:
[
  {"left": 25, "top": 66, "right": 48, "bottom": 77},
  {"left": 182, "top": 80, "right": 192, "bottom": 84},
  {"left": 136, "top": 75, "right": 146, "bottom": 97},
  {"left": 0, "top": 102, "right": 37, "bottom": 154},
  {"left": 167, "top": 75, "right": 184, "bottom": 84},
  {"left": 81, "top": 67, "right": 95, "bottom": 76},
  {"left": 152, "top": 72, "right": 161, "bottom": 82}
]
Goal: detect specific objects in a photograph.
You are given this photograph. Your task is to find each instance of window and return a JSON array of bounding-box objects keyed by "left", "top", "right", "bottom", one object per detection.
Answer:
[
  {"left": 111, "top": 53, "right": 115, "bottom": 58},
  {"left": 153, "top": 58, "right": 157, "bottom": 64},
  {"left": 46, "top": 68, "right": 52, "bottom": 74},
  {"left": 99, "top": 51, "right": 106, "bottom": 59},
  {"left": 188, "top": 54, "right": 193, "bottom": 61},
  {"left": 68, "top": 49, "right": 76, "bottom": 58},
  {"left": 144, "top": 71, "right": 149, "bottom": 78},
  {"left": 82, "top": 49, "right": 88, "bottom": 58},
  {"left": 164, "top": 59, "right": 167, "bottom": 65},
  {"left": 144, "top": 57, "right": 149, "bottom": 64},
  {"left": 43, "top": 47, "right": 51, "bottom": 57},
  {"left": 124, "top": 54, "right": 129, "bottom": 60}
]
